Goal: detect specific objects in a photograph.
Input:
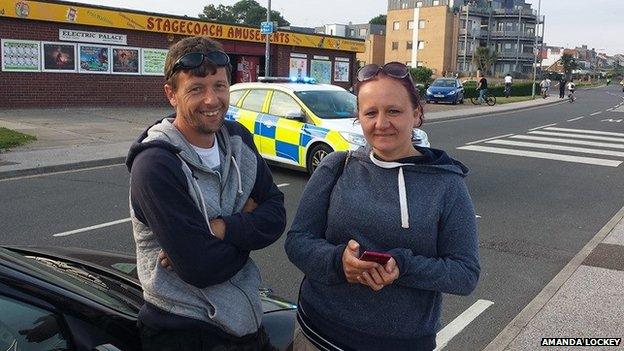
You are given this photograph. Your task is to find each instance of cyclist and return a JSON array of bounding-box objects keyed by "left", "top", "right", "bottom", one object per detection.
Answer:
[
  {"left": 620, "top": 79, "right": 624, "bottom": 92},
  {"left": 504, "top": 73, "right": 512, "bottom": 98},
  {"left": 477, "top": 75, "right": 488, "bottom": 104},
  {"left": 606, "top": 78, "right": 611, "bottom": 86},
  {"left": 567, "top": 79, "right": 576, "bottom": 103}
]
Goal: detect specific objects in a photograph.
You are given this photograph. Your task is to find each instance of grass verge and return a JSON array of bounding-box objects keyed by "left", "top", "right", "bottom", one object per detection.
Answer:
[
  {"left": 494, "top": 96, "right": 535, "bottom": 104},
  {"left": 0, "top": 127, "right": 37, "bottom": 150}
]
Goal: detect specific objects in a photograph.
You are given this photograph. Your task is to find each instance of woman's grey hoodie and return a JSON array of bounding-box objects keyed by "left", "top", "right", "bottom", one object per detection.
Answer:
[{"left": 285, "top": 145, "right": 480, "bottom": 350}]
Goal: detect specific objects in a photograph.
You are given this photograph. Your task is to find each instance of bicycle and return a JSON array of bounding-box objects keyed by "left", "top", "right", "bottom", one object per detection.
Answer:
[
  {"left": 470, "top": 94, "right": 497, "bottom": 106},
  {"left": 568, "top": 90, "right": 576, "bottom": 103}
]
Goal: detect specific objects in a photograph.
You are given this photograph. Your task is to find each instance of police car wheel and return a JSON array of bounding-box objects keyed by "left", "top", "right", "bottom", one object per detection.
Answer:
[{"left": 307, "top": 144, "right": 333, "bottom": 174}]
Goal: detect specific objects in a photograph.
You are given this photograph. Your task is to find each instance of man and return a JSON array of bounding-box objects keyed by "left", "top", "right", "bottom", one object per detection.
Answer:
[
  {"left": 539, "top": 78, "right": 548, "bottom": 98},
  {"left": 477, "top": 75, "right": 488, "bottom": 104},
  {"left": 126, "top": 36, "right": 286, "bottom": 350},
  {"left": 504, "top": 73, "right": 512, "bottom": 98},
  {"left": 557, "top": 76, "right": 567, "bottom": 99}
]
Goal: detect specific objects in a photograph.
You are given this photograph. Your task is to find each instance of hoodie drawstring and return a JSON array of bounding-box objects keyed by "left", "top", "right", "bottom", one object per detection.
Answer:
[
  {"left": 177, "top": 155, "right": 215, "bottom": 236},
  {"left": 231, "top": 156, "right": 243, "bottom": 195},
  {"left": 368, "top": 152, "right": 414, "bottom": 229}
]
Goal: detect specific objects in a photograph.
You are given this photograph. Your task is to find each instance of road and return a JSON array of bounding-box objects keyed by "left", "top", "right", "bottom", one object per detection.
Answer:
[{"left": 1, "top": 85, "right": 623, "bottom": 350}]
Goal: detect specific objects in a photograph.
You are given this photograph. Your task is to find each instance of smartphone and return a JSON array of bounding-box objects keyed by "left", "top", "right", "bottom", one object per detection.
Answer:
[{"left": 359, "top": 251, "right": 391, "bottom": 265}]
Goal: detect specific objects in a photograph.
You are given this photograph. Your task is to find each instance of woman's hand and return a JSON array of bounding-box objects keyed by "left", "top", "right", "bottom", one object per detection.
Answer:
[
  {"left": 360, "top": 258, "right": 400, "bottom": 291},
  {"left": 342, "top": 240, "right": 379, "bottom": 284}
]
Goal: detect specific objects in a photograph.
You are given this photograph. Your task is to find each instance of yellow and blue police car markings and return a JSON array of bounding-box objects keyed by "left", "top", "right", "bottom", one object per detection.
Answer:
[
  {"left": 255, "top": 113, "right": 279, "bottom": 139},
  {"left": 300, "top": 124, "right": 329, "bottom": 147}
]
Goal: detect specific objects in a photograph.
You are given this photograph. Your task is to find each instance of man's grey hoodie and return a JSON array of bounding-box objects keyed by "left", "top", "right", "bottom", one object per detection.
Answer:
[{"left": 126, "top": 117, "right": 286, "bottom": 337}]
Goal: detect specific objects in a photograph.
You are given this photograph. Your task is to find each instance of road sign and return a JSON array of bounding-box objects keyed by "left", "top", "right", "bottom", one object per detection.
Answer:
[{"left": 260, "top": 21, "right": 274, "bottom": 35}]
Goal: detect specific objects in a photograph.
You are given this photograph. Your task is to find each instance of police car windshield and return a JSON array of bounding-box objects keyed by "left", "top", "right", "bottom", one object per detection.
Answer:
[{"left": 294, "top": 90, "right": 357, "bottom": 119}]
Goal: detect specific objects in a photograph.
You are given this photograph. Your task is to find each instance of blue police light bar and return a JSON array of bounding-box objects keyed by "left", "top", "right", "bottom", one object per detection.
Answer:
[{"left": 258, "top": 76, "right": 317, "bottom": 84}]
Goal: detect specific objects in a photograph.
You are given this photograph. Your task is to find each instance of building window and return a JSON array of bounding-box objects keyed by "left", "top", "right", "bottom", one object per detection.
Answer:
[
  {"left": 393, "top": 21, "right": 400, "bottom": 30},
  {"left": 504, "top": 43, "right": 512, "bottom": 50},
  {"left": 419, "top": 20, "right": 426, "bottom": 29},
  {"left": 408, "top": 20, "right": 414, "bottom": 29},
  {"left": 407, "top": 41, "right": 413, "bottom": 49},
  {"left": 416, "top": 1, "right": 423, "bottom": 7},
  {"left": 359, "top": 28, "right": 367, "bottom": 36},
  {"left": 350, "top": 29, "right": 355, "bottom": 36},
  {"left": 433, "top": 0, "right": 440, "bottom": 5},
  {"left": 418, "top": 41, "right": 425, "bottom": 49},
  {"left": 392, "top": 42, "right": 399, "bottom": 50},
  {"left": 417, "top": 61, "right": 423, "bottom": 67}
]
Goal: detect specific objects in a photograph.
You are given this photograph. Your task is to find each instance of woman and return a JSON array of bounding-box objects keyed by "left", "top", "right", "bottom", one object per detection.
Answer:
[{"left": 284, "top": 62, "right": 480, "bottom": 351}]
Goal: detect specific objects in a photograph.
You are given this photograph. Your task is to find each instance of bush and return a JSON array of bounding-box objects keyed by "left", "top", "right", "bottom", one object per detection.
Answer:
[
  {"left": 410, "top": 66, "right": 434, "bottom": 85},
  {"left": 461, "top": 81, "right": 539, "bottom": 98}
]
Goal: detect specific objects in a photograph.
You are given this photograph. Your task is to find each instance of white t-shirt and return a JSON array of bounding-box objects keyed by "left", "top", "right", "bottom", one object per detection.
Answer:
[
  {"left": 504, "top": 76, "right": 512, "bottom": 84},
  {"left": 192, "top": 141, "right": 221, "bottom": 171},
  {"left": 567, "top": 82, "right": 576, "bottom": 90}
]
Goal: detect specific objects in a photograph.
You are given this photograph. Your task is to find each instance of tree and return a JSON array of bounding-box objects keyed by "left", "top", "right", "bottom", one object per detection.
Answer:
[
  {"left": 559, "top": 53, "right": 578, "bottom": 76},
  {"left": 199, "top": 0, "right": 290, "bottom": 27},
  {"left": 410, "top": 66, "right": 433, "bottom": 84},
  {"left": 369, "top": 14, "right": 386, "bottom": 25},
  {"left": 472, "top": 47, "right": 498, "bottom": 76}
]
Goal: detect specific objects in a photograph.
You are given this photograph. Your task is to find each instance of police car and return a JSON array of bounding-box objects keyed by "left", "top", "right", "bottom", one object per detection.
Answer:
[{"left": 226, "top": 77, "right": 429, "bottom": 174}]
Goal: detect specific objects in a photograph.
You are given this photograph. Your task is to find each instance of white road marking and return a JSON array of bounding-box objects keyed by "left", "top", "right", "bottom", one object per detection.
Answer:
[
  {"left": 528, "top": 123, "right": 557, "bottom": 131},
  {"left": 512, "top": 135, "right": 624, "bottom": 149},
  {"left": 53, "top": 218, "right": 131, "bottom": 237},
  {"left": 465, "top": 134, "right": 514, "bottom": 145},
  {"left": 277, "top": 183, "right": 290, "bottom": 187},
  {"left": 544, "top": 127, "right": 624, "bottom": 137},
  {"left": 475, "top": 215, "right": 482, "bottom": 218},
  {"left": 487, "top": 139, "right": 624, "bottom": 157},
  {"left": 457, "top": 145, "right": 622, "bottom": 167},
  {"left": 607, "top": 108, "right": 614, "bottom": 111},
  {"left": 528, "top": 131, "right": 624, "bottom": 143},
  {"left": 434, "top": 299, "right": 494, "bottom": 350},
  {"left": 590, "top": 111, "right": 603, "bottom": 116},
  {"left": 567, "top": 117, "right": 584, "bottom": 122}
]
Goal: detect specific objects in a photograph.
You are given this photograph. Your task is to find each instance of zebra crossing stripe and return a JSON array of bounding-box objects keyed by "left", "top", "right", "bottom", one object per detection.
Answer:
[
  {"left": 486, "top": 140, "right": 624, "bottom": 157},
  {"left": 511, "top": 135, "right": 624, "bottom": 149},
  {"left": 528, "top": 131, "right": 624, "bottom": 143},
  {"left": 457, "top": 145, "right": 622, "bottom": 167},
  {"left": 544, "top": 127, "right": 624, "bottom": 137}
]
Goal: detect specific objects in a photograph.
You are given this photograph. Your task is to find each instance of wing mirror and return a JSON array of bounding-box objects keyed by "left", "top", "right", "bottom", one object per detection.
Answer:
[{"left": 285, "top": 110, "right": 306, "bottom": 121}]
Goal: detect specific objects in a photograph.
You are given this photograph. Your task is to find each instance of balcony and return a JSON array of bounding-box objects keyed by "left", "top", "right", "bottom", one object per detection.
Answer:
[
  {"left": 497, "top": 52, "right": 536, "bottom": 61},
  {"left": 490, "top": 31, "right": 537, "bottom": 40}
]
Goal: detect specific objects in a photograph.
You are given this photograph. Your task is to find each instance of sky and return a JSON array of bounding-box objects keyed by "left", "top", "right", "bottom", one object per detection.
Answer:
[{"left": 60, "top": 0, "right": 624, "bottom": 55}]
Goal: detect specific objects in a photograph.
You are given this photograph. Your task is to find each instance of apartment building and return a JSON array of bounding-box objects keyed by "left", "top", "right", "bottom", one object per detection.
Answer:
[
  {"left": 385, "top": 0, "right": 457, "bottom": 75},
  {"left": 315, "top": 23, "right": 386, "bottom": 66},
  {"left": 386, "top": 0, "right": 543, "bottom": 77}
]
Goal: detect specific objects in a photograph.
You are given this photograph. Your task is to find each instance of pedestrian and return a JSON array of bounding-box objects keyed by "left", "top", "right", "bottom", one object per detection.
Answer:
[
  {"left": 285, "top": 61, "right": 480, "bottom": 351},
  {"left": 557, "top": 76, "right": 567, "bottom": 99},
  {"left": 477, "top": 75, "right": 488, "bottom": 103},
  {"left": 126, "top": 36, "right": 286, "bottom": 351},
  {"left": 504, "top": 73, "right": 513, "bottom": 98},
  {"left": 540, "top": 78, "right": 548, "bottom": 98}
]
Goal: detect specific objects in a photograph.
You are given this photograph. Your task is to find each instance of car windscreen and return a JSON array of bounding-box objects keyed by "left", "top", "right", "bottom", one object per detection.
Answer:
[
  {"left": 1, "top": 248, "right": 139, "bottom": 315},
  {"left": 294, "top": 90, "right": 357, "bottom": 119},
  {"left": 431, "top": 79, "right": 457, "bottom": 87}
]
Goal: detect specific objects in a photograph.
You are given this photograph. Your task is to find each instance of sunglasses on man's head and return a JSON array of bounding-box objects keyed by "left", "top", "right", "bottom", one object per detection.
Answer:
[
  {"left": 357, "top": 62, "right": 410, "bottom": 82},
  {"left": 168, "top": 51, "right": 230, "bottom": 80}
]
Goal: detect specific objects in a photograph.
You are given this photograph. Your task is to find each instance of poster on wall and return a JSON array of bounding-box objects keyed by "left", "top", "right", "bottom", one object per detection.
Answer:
[
  {"left": 41, "top": 42, "right": 77, "bottom": 72},
  {"left": 78, "top": 44, "right": 110, "bottom": 74},
  {"left": 1, "top": 39, "right": 41, "bottom": 72},
  {"left": 334, "top": 61, "right": 350, "bottom": 82},
  {"left": 111, "top": 46, "right": 140, "bottom": 75},
  {"left": 289, "top": 57, "right": 307, "bottom": 78},
  {"left": 310, "top": 60, "right": 331, "bottom": 84},
  {"left": 141, "top": 48, "right": 168, "bottom": 76}
]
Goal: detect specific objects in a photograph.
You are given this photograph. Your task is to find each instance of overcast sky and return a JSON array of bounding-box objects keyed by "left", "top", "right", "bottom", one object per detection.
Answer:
[{"left": 61, "top": 0, "right": 623, "bottom": 55}]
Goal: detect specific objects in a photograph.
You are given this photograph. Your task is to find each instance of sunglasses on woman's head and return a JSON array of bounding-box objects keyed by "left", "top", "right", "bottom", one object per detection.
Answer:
[
  {"left": 167, "top": 51, "right": 230, "bottom": 80},
  {"left": 357, "top": 62, "right": 410, "bottom": 82}
]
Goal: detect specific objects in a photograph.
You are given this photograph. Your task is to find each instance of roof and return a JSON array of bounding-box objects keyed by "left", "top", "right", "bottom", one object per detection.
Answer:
[{"left": 230, "top": 82, "right": 347, "bottom": 93}]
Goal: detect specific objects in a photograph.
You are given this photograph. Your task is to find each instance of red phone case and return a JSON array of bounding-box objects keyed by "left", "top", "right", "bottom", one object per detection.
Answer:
[{"left": 359, "top": 251, "right": 391, "bottom": 265}]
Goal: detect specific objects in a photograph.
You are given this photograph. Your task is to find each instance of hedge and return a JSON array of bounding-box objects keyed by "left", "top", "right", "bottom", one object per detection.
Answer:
[{"left": 416, "top": 81, "right": 539, "bottom": 98}]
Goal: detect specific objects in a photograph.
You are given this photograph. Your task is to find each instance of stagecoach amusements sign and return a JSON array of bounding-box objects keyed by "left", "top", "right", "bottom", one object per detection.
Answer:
[{"left": 0, "top": 0, "right": 365, "bottom": 53}]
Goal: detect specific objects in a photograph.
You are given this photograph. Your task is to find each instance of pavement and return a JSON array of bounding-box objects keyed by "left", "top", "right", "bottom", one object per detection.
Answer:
[{"left": 1, "top": 91, "right": 622, "bottom": 349}]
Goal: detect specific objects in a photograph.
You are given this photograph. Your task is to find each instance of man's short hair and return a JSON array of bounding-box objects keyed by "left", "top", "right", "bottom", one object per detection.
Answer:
[{"left": 164, "top": 36, "right": 232, "bottom": 90}]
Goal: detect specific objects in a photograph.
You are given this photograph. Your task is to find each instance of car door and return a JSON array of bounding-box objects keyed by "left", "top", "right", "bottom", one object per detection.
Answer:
[
  {"left": 266, "top": 90, "right": 307, "bottom": 166},
  {"left": 238, "top": 89, "right": 271, "bottom": 155}
]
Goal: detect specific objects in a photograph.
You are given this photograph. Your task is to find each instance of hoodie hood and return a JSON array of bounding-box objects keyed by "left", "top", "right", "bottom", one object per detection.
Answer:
[
  {"left": 126, "top": 116, "right": 233, "bottom": 179},
  {"left": 352, "top": 144, "right": 469, "bottom": 177}
]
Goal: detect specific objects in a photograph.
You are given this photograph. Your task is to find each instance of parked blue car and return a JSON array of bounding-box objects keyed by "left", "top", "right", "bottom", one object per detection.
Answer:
[{"left": 425, "top": 78, "right": 464, "bottom": 104}]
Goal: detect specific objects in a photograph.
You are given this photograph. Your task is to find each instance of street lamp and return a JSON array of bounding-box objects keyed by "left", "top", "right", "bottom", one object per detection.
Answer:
[
  {"left": 264, "top": 0, "right": 271, "bottom": 77},
  {"left": 531, "top": 0, "right": 541, "bottom": 99}
]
